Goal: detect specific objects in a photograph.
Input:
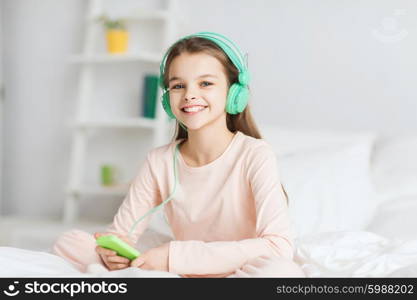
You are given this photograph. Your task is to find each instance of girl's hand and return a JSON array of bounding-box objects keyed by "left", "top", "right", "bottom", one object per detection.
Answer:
[
  {"left": 130, "top": 242, "right": 170, "bottom": 272},
  {"left": 94, "top": 232, "right": 133, "bottom": 271}
]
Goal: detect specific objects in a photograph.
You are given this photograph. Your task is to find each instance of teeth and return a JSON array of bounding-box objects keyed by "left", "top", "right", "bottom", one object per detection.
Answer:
[{"left": 183, "top": 106, "right": 206, "bottom": 112}]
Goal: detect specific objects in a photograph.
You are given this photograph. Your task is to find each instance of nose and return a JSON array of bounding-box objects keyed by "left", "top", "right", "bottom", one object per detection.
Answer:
[
  {"left": 184, "top": 86, "right": 198, "bottom": 102},
  {"left": 185, "top": 95, "right": 196, "bottom": 102}
]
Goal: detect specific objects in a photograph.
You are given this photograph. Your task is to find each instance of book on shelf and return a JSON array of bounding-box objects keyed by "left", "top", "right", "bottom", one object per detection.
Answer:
[{"left": 141, "top": 74, "right": 159, "bottom": 119}]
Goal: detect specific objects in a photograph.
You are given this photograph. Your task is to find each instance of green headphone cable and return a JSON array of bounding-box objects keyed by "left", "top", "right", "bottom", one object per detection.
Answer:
[{"left": 127, "top": 142, "right": 180, "bottom": 239}]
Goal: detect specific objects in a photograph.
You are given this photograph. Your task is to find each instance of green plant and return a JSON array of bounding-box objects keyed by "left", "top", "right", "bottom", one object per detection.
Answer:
[{"left": 97, "top": 15, "right": 127, "bottom": 30}]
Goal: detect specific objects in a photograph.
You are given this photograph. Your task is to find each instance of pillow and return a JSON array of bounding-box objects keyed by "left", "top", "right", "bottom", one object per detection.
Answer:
[
  {"left": 259, "top": 124, "right": 376, "bottom": 157},
  {"left": 371, "top": 135, "right": 417, "bottom": 202},
  {"left": 277, "top": 139, "right": 378, "bottom": 238}
]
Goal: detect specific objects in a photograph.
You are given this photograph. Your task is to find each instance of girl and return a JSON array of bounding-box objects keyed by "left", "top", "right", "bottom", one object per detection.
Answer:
[{"left": 52, "top": 32, "right": 305, "bottom": 278}]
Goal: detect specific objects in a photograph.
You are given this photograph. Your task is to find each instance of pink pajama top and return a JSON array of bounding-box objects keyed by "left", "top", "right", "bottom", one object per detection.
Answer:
[{"left": 106, "top": 131, "right": 295, "bottom": 277}]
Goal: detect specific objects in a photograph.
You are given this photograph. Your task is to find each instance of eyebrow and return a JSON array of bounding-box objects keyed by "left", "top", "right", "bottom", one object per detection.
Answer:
[{"left": 168, "top": 74, "right": 218, "bottom": 83}]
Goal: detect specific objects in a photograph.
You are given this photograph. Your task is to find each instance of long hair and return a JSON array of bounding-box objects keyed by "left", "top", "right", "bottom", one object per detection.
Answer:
[
  {"left": 162, "top": 37, "right": 262, "bottom": 142},
  {"left": 161, "top": 36, "right": 289, "bottom": 205}
]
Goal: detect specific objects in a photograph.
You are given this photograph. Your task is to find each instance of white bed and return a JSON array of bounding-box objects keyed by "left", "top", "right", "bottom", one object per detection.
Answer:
[{"left": 1, "top": 126, "right": 417, "bottom": 277}]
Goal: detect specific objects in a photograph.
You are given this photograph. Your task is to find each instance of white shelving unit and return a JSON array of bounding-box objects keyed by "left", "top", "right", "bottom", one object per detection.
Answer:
[
  {"left": 69, "top": 52, "right": 161, "bottom": 64},
  {"left": 63, "top": 0, "right": 179, "bottom": 224}
]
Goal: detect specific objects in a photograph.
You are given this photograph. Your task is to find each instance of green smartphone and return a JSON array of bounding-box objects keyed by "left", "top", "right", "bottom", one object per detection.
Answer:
[{"left": 96, "top": 235, "right": 140, "bottom": 260}]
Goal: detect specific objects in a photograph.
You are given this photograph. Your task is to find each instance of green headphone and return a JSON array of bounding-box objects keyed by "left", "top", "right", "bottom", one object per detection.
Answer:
[{"left": 159, "top": 31, "right": 250, "bottom": 122}]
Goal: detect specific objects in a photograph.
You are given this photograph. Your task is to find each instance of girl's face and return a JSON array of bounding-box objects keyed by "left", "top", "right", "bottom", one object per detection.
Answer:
[{"left": 167, "top": 52, "right": 229, "bottom": 131}]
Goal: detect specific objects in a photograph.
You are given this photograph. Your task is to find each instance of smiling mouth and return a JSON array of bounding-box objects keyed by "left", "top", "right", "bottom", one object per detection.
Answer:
[{"left": 181, "top": 106, "right": 208, "bottom": 115}]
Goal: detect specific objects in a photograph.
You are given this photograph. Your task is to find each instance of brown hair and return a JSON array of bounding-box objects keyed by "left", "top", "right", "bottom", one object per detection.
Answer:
[
  {"left": 162, "top": 37, "right": 263, "bottom": 142},
  {"left": 162, "top": 36, "right": 289, "bottom": 205}
]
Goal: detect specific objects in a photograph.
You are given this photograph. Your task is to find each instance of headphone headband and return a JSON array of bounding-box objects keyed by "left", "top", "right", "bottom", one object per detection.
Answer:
[{"left": 159, "top": 32, "right": 249, "bottom": 90}]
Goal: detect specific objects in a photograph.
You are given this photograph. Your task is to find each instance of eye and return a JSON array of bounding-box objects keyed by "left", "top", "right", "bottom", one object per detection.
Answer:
[
  {"left": 170, "top": 83, "right": 184, "bottom": 90},
  {"left": 201, "top": 81, "right": 212, "bottom": 87}
]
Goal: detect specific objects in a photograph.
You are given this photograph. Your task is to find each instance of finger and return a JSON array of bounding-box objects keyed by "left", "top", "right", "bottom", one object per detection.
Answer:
[
  {"left": 95, "top": 246, "right": 116, "bottom": 256},
  {"left": 107, "top": 255, "right": 130, "bottom": 264},
  {"left": 94, "top": 232, "right": 107, "bottom": 239},
  {"left": 139, "top": 263, "right": 151, "bottom": 270},
  {"left": 131, "top": 257, "right": 145, "bottom": 268},
  {"left": 94, "top": 245, "right": 102, "bottom": 254},
  {"left": 96, "top": 246, "right": 116, "bottom": 256},
  {"left": 100, "top": 254, "right": 129, "bottom": 270},
  {"left": 107, "top": 262, "right": 128, "bottom": 271},
  {"left": 95, "top": 232, "right": 116, "bottom": 239},
  {"left": 99, "top": 255, "right": 111, "bottom": 269}
]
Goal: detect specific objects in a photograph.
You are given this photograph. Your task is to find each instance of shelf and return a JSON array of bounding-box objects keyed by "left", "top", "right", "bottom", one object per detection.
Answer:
[
  {"left": 68, "top": 184, "right": 130, "bottom": 197},
  {"left": 75, "top": 117, "right": 159, "bottom": 129},
  {"left": 69, "top": 52, "right": 162, "bottom": 64}
]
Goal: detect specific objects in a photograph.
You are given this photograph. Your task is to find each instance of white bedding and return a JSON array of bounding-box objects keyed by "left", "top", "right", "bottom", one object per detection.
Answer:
[
  {"left": 294, "top": 231, "right": 417, "bottom": 277},
  {"left": 0, "top": 246, "right": 180, "bottom": 278},
  {"left": 1, "top": 230, "right": 417, "bottom": 278},
  {"left": 2, "top": 127, "right": 416, "bottom": 278}
]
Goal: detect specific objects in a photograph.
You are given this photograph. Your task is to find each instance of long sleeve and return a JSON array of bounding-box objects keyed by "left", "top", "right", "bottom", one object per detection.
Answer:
[
  {"left": 168, "top": 144, "right": 295, "bottom": 276},
  {"left": 106, "top": 152, "right": 161, "bottom": 245}
]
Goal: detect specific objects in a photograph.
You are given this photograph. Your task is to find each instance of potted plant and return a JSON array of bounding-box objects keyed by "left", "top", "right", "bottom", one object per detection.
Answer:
[{"left": 97, "top": 15, "right": 129, "bottom": 54}]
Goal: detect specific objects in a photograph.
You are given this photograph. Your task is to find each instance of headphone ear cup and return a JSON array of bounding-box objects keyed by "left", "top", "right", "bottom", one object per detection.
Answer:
[
  {"left": 235, "top": 85, "right": 249, "bottom": 113},
  {"left": 162, "top": 91, "right": 176, "bottom": 119},
  {"left": 226, "top": 83, "right": 249, "bottom": 114}
]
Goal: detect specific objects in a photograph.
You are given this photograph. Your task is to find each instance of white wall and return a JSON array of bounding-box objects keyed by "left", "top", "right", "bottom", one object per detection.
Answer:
[
  {"left": 1, "top": 0, "right": 416, "bottom": 219},
  {"left": 177, "top": 0, "right": 417, "bottom": 136},
  {"left": 0, "top": 0, "right": 4, "bottom": 214},
  {"left": 2, "top": 0, "right": 85, "bottom": 217}
]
